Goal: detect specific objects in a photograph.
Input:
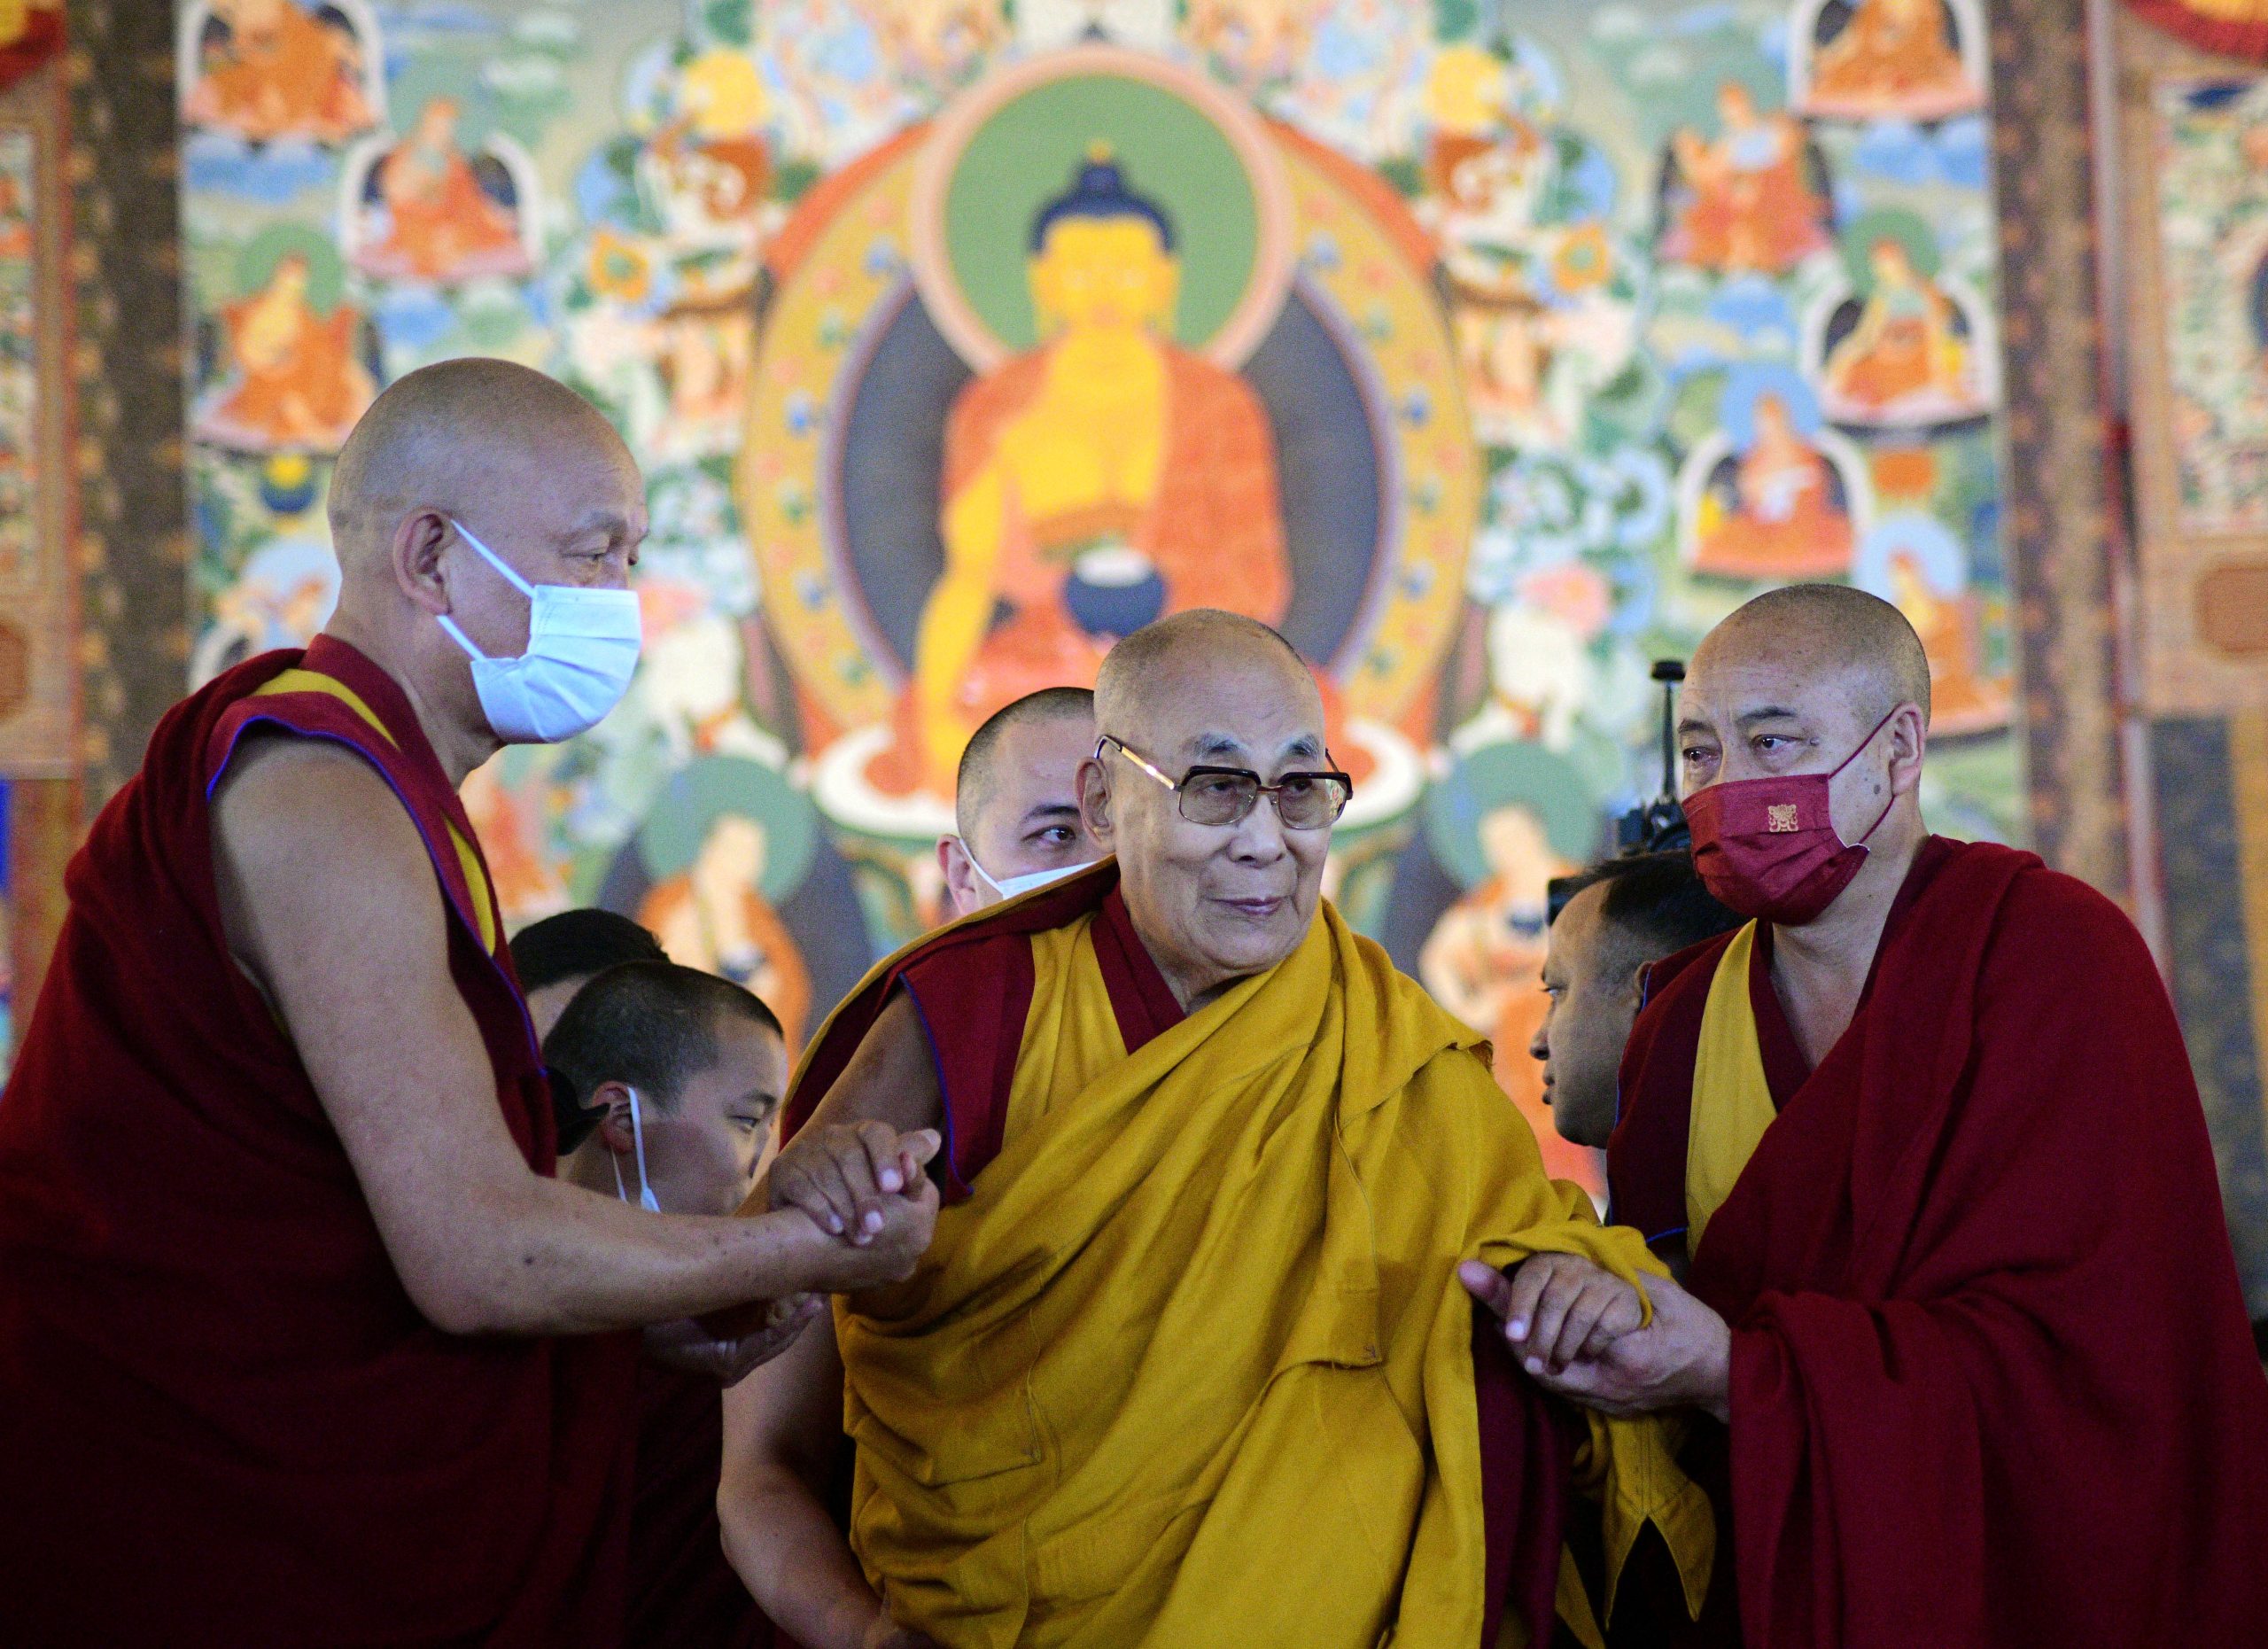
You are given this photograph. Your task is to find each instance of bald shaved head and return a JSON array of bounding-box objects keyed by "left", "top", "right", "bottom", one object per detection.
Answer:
[
  {"left": 314, "top": 358, "right": 647, "bottom": 782},
  {"left": 1094, "top": 610, "right": 1314, "bottom": 747},
  {"left": 1702, "top": 584, "right": 1932, "bottom": 729},
  {"left": 329, "top": 358, "right": 634, "bottom": 570},
  {"left": 954, "top": 686, "right": 1094, "bottom": 840},
  {"left": 1676, "top": 582, "right": 1935, "bottom": 908},
  {"left": 939, "top": 686, "right": 1099, "bottom": 916},
  {"left": 1084, "top": 610, "right": 1331, "bottom": 1009}
]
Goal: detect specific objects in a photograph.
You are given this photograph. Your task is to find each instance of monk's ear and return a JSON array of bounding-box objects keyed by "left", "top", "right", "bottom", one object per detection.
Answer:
[
  {"left": 1076, "top": 757, "right": 1115, "bottom": 844},
  {"left": 1885, "top": 702, "right": 1929, "bottom": 796},
  {"left": 590, "top": 1081, "right": 636, "bottom": 1155},
  {"left": 936, "top": 836, "right": 981, "bottom": 917},
  {"left": 393, "top": 508, "right": 455, "bottom": 616}
]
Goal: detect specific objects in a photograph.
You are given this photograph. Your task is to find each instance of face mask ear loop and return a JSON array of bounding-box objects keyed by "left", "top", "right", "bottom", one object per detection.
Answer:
[
  {"left": 967, "top": 846, "right": 1006, "bottom": 900},
  {"left": 626, "top": 1087, "right": 659, "bottom": 1212},
  {"left": 437, "top": 518, "right": 533, "bottom": 665},
  {"left": 1835, "top": 706, "right": 1905, "bottom": 849},
  {"left": 449, "top": 517, "right": 537, "bottom": 597}
]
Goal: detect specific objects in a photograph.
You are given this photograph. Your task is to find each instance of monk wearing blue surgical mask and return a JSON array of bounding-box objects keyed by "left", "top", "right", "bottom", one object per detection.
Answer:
[
  {"left": 936, "top": 685, "right": 1100, "bottom": 917},
  {"left": 0, "top": 358, "right": 939, "bottom": 1645}
]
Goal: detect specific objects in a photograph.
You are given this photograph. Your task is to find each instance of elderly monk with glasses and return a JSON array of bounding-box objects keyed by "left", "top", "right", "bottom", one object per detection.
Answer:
[{"left": 719, "top": 609, "right": 1711, "bottom": 1649}]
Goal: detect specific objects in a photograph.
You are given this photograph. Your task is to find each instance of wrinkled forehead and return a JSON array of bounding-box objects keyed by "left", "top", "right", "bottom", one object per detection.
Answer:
[
  {"left": 1130, "top": 651, "right": 1325, "bottom": 766},
  {"left": 1681, "top": 626, "right": 1878, "bottom": 734},
  {"left": 483, "top": 426, "right": 644, "bottom": 531}
]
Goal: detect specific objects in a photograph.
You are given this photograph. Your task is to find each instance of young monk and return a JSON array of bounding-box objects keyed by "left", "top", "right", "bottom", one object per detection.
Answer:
[
  {"left": 936, "top": 686, "right": 1099, "bottom": 918},
  {"left": 720, "top": 611, "right": 1711, "bottom": 1649},
  {"left": 1472, "top": 584, "right": 2268, "bottom": 1646},
  {"left": 548, "top": 961, "right": 806, "bottom": 1649},
  {"left": 0, "top": 359, "right": 935, "bottom": 1644}
]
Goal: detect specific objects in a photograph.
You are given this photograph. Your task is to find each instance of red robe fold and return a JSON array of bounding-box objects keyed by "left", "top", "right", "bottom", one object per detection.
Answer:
[
  {"left": 1608, "top": 836, "right": 2268, "bottom": 1647},
  {"left": 0, "top": 636, "right": 638, "bottom": 1646},
  {"left": 783, "top": 863, "right": 1575, "bottom": 1649}
]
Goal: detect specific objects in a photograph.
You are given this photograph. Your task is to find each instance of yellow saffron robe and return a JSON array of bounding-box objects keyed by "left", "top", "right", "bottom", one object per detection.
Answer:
[{"left": 805, "top": 887, "right": 1706, "bottom": 1647}]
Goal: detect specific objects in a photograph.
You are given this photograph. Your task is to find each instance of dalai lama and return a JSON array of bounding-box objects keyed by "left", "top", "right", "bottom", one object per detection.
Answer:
[
  {"left": 720, "top": 610, "right": 1715, "bottom": 1649},
  {"left": 1476, "top": 584, "right": 2268, "bottom": 1646}
]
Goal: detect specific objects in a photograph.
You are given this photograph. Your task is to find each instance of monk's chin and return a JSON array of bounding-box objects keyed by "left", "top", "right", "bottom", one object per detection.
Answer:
[{"left": 1195, "top": 903, "right": 1304, "bottom": 968}]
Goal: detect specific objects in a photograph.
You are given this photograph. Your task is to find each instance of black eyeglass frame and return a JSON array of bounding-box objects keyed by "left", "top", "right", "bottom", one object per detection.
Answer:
[{"left": 1094, "top": 734, "right": 1355, "bottom": 829}]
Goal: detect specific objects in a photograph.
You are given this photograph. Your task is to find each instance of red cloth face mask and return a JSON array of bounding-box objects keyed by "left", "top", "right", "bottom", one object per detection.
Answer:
[{"left": 1683, "top": 709, "right": 1899, "bottom": 925}]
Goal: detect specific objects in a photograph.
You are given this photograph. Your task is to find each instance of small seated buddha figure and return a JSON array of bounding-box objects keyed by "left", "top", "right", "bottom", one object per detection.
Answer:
[
  {"left": 1691, "top": 391, "right": 1857, "bottom": 580},
  {"left": 355, "top": 97, "right": 529, "bottom": 285},
  {"left": 1822, "top": 235, "right": 1974, "bottom": 421},
  {"left": 1807, "top": 0, "right": 1983, "bottom": 122},
  {"left": 200, "top": 253, "right": 377, "bottom": 453}
]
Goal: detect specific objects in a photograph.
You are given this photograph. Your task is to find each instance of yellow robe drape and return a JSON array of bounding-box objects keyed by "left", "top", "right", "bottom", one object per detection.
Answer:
[{"left": 834, "top": 898, "right": 1706, "bottom": 1647}]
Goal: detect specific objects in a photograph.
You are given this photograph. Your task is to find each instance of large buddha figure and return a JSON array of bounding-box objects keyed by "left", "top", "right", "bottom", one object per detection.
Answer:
[{"left": 881, "top": 147, "right": 1290, "bottom": 795}]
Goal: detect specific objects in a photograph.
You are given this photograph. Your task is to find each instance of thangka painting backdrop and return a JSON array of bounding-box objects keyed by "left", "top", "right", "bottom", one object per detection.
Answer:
[{"left": 178, "top": 0, "right": 2020, "bottom": 1190}]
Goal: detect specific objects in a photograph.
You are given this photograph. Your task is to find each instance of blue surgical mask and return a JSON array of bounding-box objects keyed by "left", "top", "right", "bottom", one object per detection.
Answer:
[
  {"left": 608, "top": 1086, "right": 663, "bottom": 1214},
  {"left": 971, "top": 853, "right": 1096, "bottom": 902},
  {"left": 437, "top": 517, "right": 642, "bottom": 744}
]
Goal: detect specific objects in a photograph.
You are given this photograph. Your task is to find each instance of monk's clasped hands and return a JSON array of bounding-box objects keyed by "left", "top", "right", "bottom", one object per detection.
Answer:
[
  {"left": 1459, "top": 1252, "right": 1646, "bottom": 1378},
  {"left": 1461, "top": 1256, "right": 1735, "bottom": 1423},
  {"left": 769, "top": 1121, "right": 944, "bottom": 1277}
]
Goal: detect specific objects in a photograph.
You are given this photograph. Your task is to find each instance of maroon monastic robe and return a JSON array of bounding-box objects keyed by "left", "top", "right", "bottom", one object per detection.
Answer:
[
  {"left": 0, "top": 637, "right": 638, "bottom": 1645},
  {"left": 626, "top": 1363, "right": 775, "bottom": 1649},
  {"left": 781, "top": 864, "right": 1579, "bottom": 1649},
  {"left": 1608, "top": 836, "right": 2268, "bottom": 1646}
]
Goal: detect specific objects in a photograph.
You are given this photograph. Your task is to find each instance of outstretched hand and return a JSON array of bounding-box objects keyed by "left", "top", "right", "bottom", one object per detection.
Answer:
[
  {"left": 1464, "top": 1258, "right": 1733, "bottom": 1422},
  {"left": 644, "top": 1295, "right": 824, "bottom": 1386}
]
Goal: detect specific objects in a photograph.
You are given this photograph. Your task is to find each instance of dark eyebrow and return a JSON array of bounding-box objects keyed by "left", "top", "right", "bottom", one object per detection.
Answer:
[
  {"left": 1190, "top": 732, "right": 1249, "bottom": 761},
  {"left": 1675, "top": 716, "right": 1715, "bottom": 738},
  {"left": 1017, "top": 802, "right": 1083, "bottom": 829},
  {"left": 734, "top": 1087, "right": 781, "bottom": 1114},
  {"left": 1732, "top": 706, "right": 1806, "bottom": 730}
]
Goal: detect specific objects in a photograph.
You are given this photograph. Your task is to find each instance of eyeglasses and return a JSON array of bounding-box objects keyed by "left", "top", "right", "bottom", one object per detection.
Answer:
[{"left": 1096, "top": 735, "right": 1353, "bottom": 830}]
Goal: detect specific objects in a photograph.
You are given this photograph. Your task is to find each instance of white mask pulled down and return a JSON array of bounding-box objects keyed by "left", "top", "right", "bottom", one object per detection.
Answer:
[
  {"left": 971, "top": 854, "right": 1097, "bottom": 902},
  {"left": 438, "top": 517, "right": 641, "bottom": 744},
  {"left": 608, "top": 1085, "right": 663, "bottom": 1214}
]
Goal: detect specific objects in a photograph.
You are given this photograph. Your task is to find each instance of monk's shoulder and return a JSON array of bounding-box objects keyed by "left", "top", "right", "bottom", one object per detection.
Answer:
[
  {"left": 210, "top": 731, "right": 432, "bottom": 884},
  {"left": 896, "top": 922, "right": 1032, "bottom": 999},
  {"left": 1980, "top": 860, "right": 2151, "bottom": 981}
]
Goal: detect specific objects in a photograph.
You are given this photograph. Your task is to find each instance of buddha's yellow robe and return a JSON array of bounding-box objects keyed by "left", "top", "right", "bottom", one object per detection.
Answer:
[{"left": 823, "top": 895, "right": 1707, "bottom": 1647}]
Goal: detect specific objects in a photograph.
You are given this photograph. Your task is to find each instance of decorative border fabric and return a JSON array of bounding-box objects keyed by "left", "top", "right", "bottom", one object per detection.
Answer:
[{"left": 1990, "top": 0, "right": 2134, "bottom": 896}]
